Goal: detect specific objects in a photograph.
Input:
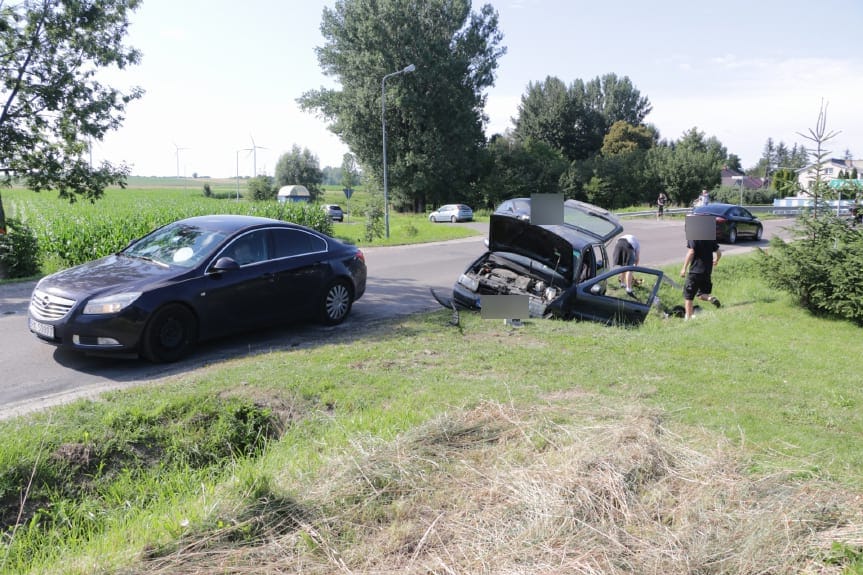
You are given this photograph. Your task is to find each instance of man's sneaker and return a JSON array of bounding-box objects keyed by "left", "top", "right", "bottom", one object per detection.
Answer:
[{"left": 709, "top": 296, "right": 721, "bottom": 308}]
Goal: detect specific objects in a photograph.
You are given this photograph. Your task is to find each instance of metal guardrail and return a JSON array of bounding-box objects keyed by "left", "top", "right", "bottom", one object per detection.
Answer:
[{"left": 616, "top": 205, "right": 852, "bottom": 218}]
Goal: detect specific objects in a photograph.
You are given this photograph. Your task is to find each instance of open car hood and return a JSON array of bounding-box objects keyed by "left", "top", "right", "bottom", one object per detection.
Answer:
[{"left": 488, "top": 215, "right": 576, "bottom": 282}]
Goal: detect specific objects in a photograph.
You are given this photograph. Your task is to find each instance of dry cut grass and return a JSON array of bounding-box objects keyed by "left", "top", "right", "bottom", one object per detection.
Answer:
[{"left": 130, "top": 394, "right": 863, "bottom": 575}]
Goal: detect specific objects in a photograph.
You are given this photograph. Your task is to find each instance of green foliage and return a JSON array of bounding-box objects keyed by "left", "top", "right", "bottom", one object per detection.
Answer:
[
  {"left": 513, "top": 74, "right": 652, "bottom": 163},
  {"left": 823, "top": 541, "right": 863, "bottom": 571},
  {"left": 363, "top": 194, "right": 385, "bottom": 242},
  {"left": 759, "top": 214, "right": 863, "bottom": 325},
  {"left": 646, "top": 129, "right": 724, "bottom": 205},
  {"left": 6, "top": 188, "right": 334, "bottom": 270},
  {"left": 248, "top": 175, "right": 275, "bottom": 201},
  {"left": 474, "top": 136, "right": 567, "bottom": 209},
  {"left": 711, "top": 185, "right": 778, "bottom": 205},
  {"left": 299, "top": 0, "right": 505, "bottom": 210},
  {"left": 601, "top": 121, "right": 657, "bottom": 156},
  {"left": 0, "top": 0, "right": 143, "bottom": 223},
  {"left": 0, "top": 218, "right": 41, "bottom": 278},
  {"left": 274, "top": 145, "right": 323, "bottom": 201},
  {"left": 0, "top": 393, "right": 278, "bottom": 572}
]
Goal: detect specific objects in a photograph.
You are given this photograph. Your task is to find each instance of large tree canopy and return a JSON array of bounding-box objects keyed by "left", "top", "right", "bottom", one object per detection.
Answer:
[
  {"left": 0, "top": 0, "right": 143, "bottom": 228},
  {"left": 299, "top": 0, "right": 505, "bottom": 210},
  {"left": 646, "top": 128, "right": 724, "bottom": 206},
  {"left": 512, "top": 73, "right": 652, "bottom": 162}
]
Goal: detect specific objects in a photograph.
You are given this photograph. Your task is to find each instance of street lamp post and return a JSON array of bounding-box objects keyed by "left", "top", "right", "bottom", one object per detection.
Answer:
[
  {"left": 733, "top": 175, "right": 744, "bottom": 206},
  {"left": 381, "top": 63, "right": 416, "bottom": 238}
]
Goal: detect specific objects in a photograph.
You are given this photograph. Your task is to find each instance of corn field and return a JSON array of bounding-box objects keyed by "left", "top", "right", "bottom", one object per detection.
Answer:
[{"left": 4, "top": 187, "right": 334, "bottom": 269}]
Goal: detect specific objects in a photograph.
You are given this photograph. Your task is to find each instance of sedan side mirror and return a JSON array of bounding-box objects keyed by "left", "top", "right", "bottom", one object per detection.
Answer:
[{"left": 210, "top": 257, "right": 240, "bottom": 272}]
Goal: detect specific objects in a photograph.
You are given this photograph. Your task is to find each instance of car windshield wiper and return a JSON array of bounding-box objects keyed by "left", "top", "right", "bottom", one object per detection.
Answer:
[{"left": 119, "top": 252, "right": 169, "bottom": 268}]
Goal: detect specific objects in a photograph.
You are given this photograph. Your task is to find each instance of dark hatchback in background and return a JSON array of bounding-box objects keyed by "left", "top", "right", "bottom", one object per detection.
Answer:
[
  {"left": 434, "top": 201, "right": 666, "bottom": 325},
  {"left": 28, "top": 215, "right": 366, "bottom": 362},
  {"left": 691, "top": 203, "right": 763, "bottom": 243}
]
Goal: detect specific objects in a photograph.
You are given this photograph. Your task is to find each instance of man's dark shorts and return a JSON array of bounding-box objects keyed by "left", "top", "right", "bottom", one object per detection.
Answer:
[
  {"left": 613, "top": 238, "right": 636, "bottom": 267},
  {"left": 683, "top": 273, "right": 712, "bottom": 300}
]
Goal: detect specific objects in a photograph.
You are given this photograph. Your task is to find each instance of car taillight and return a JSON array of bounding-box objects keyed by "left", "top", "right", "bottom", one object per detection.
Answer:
[
  {"left": 715, "top": 217, "right": 727, "bottom": 223},
  {"left": 355, "top": 249, "right": 365, "bottom": 263}
]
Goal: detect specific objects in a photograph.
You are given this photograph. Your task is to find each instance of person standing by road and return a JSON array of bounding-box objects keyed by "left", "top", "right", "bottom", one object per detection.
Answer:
[
  {"left": 656, "top": 192, "right": 668, "bottom": 220},
  {"left": 612, "top": 233, "right": 640, "bottom": 296},
  {"left": 697, "top": 189, "right": 710, "bottom": 207},
  {"left": 680, "top": 239, "right": 721, "bottom": 320}
]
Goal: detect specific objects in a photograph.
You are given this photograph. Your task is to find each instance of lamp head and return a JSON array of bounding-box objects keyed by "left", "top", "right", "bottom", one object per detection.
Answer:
[{"left": 403, "top": 64, "right": 416, "bottom": 73}]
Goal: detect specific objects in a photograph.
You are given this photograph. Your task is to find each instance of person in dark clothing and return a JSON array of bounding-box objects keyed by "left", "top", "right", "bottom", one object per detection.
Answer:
[
  {"left": 680, "top": 239, "right": 722, "bottom": 320},
  {"left": 612, "top": 234, "right": 640, "bottom": 296}
]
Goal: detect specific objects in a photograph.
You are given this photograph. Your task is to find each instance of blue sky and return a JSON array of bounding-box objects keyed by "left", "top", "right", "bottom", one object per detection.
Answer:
[{"left": 94, "top": 0, "right": 863, "bottom": 178}]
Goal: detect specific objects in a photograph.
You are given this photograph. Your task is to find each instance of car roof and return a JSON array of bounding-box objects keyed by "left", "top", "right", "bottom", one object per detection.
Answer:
[
  {"left": 177, "top": 214, "right": 284, "bottom": 233},
  {"left": 495, "top": 197, "right": 623, "bottom": 242},
  {"left": 693, "top": 203, "right": 736, "bottom": 215}
]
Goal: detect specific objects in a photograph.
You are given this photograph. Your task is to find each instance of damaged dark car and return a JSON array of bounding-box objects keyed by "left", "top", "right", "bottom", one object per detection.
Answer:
[{"left": 433, "top": 200, "right": 666, "bottom": 325}]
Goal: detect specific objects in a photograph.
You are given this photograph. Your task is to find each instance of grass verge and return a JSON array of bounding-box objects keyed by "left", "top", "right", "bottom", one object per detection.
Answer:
[{"left": 1, "top": 253, "right": 862, "bottom": 573}]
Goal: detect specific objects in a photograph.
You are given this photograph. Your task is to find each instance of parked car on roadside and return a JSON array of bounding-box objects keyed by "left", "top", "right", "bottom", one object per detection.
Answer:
[
  {"left": 691, "top": 203, "right": 763, "bottom": 244},
  {"left": 493, "top": 197, "right": 532, "bottom": 221},
  {"left": 28, "top": 215, "right": 366, "bottom": 362},
  {"left": 429, "top": 204, "right": 474, "bottom": 223},
  {"left": 432, "top": 201, "right": 666, "bottom": 325},
  {"left": 322, "top": 204, "right": 344, "bottom": 222}
]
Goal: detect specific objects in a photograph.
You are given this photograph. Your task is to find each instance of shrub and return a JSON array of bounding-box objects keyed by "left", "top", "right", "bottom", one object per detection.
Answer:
[
  {"left": 248, "top": 176, "right": 275, "bottom": 201},
  {"left": 712, "top": 185, "right": 779, "bottom": 205},
  {"left": 363, "top": 195, "right": 385, "bottom": 242},
  {"left": 203, "top": 183, "right": 212, "bottom": 197},
  {"left": 0, "top": 218, "right": 41, "bottom": 278},
  {"left": 758, "top": 214, "right": 863, "bottom": 324}
]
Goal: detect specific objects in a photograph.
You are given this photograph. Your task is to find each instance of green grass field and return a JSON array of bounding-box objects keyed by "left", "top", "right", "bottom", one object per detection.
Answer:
[{"left": 1, "top": 251, "right": 862, "bottom": 574}]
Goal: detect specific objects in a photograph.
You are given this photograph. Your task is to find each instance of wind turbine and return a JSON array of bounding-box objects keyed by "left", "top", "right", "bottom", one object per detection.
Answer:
[
  {"left": 235, "top": 147, "right": 252, "bottom": 200},
  {"left": 173, "top": 142, "right": 189, "bottom": 178},
  {"left": 249, "top": 135, "right": 267, "bottom": 176}
]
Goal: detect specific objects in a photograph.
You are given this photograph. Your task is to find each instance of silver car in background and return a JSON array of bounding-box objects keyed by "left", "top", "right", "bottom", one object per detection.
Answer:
[{"left": 429, "top": 204, "right": 474, "bottom": 223}]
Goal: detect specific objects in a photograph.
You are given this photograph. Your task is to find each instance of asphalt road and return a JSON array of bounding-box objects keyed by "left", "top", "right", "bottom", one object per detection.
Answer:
[{"left": 0, "top": 217, "right": 795, "bottom": 419}]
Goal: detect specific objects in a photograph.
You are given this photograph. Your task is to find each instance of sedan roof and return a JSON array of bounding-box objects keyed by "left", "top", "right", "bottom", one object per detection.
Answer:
[{"left": 175, "top": 214, "right": 286, "bottom": 233}]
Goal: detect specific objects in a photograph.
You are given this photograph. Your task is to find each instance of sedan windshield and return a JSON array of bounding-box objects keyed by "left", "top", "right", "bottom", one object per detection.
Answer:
[{"left": 123, "top": 222, "right": 229, "bottom": 268}]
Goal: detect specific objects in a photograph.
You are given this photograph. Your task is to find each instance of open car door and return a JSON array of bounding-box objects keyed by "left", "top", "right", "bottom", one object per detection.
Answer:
[{"left": 555, "top": 266, "right": 664, "bottom": 325}]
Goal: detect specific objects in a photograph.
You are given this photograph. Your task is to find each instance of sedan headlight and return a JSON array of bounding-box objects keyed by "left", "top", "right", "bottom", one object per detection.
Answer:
[
  {"left": 457, "top": 273, "right": 479, "bottom": 292},
  {"left": 83, "top": 292, "right": 142, "bottom": 315}
]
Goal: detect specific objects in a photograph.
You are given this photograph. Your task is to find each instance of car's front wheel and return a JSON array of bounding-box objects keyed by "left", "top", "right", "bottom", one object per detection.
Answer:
[
  {"left": 429, "top": 215, "right": 436, "bottom": 223},
  {"left": 141, "top": 304, "right": 196, "bottom": 363},
  {"left": 320, "top": 280, "right": 353, "bottom": 325},
  {"left": 727, "top": 225, "right": 737, "bottom": 244}
]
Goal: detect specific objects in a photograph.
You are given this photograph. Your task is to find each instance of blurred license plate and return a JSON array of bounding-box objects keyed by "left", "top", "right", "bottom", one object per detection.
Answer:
[{"left": 29, "top": 318, "right": 54, "bottom": 338}]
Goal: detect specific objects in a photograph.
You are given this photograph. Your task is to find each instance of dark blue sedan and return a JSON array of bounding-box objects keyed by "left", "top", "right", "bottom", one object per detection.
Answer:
[
  {"left": 691, "top": 203, "right": 764, "bottom": 244},
  {"left": 28, "top": 215, "right": 366, "bottom": 362}
]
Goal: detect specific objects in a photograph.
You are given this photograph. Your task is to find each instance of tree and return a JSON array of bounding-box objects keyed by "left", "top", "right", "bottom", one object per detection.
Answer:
[
  {"left": 601, "top": 121, "right": 656, "bottom": 157},
  {"left": 274, "top": 145, "right": 324, "bottom": 201},
  {"left": 474, "top": 135, "right": 567, "bottom": 208},
  {"left": 340, "top": 153, "right": 359, "bottom": 191},
  {"left": 646, "top": 128, "right": 723, "bottom": 206},
  {"left": 299, "top": 0, "right": 505, "bottom": 211},
  {"left": 798, "top": 99, "right": 840, "bottom": 214},
  {"left": 0, "top": 0, "right": 144, "bottom": 232},
  {"left": 512, "top": 74, "right": 652, "bottom": 163}
]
